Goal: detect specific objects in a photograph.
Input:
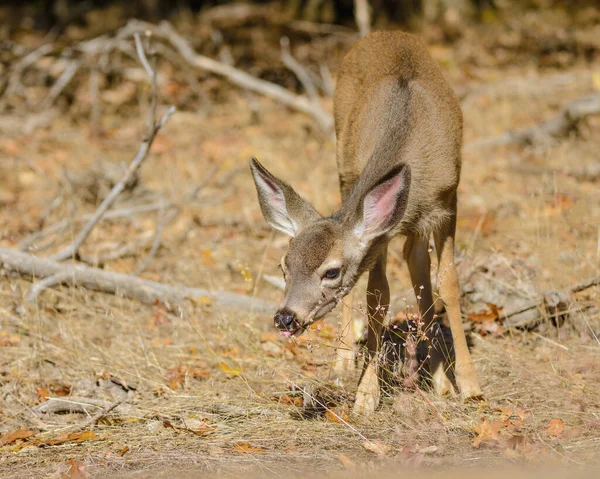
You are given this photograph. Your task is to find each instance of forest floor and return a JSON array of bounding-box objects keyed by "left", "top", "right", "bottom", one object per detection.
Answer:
[{"left": 1, "top": 6, "right": 599, "bottom": 478}]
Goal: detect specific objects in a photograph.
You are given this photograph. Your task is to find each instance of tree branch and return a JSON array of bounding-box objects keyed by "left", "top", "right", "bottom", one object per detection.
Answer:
[
  {"left": 465, "top": 92, "right": 600, "bottom": 151},
  {"left": 124, "top": 20, "right": 334, "bottom": 133},
  {"left": 0, "top": 248, "right": 276, "bottom": 313}
]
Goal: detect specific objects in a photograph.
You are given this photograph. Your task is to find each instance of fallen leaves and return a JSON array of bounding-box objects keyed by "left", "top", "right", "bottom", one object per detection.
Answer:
[
  {"left": 472, "top": 418, "right": 507, "bottom": 448},
  {"left": 233, "top": 442, "right": 264, "bottom": 454},
  {"left": 63, "top": 459, "right": 90, "bottom": 479},
  {"left": 163, "top": 419, "right": 216, "bottom": 437},
  {"left": 324, "top": 404, "right": 350, "bottom": 423},
  {"left": 41, "top": 431, "right": 97, "bottom": 447},
  {"left": 0, "top": 428, "right": 35, "bottom": 446},
  {"left": 0, "top": 330, "right": 21, "bottom": 347},
  {"left": 468, "top": 302, "right": 504, "bottom": 336},
  {"left": 3, "top": 429, "right": 99, "bottom": 451},
  {"left": 217, "top": 362, "right": 243, "bottom": 377},
  {"left": 546, "top": 418, "right": 565, "bottom": 437},
  {"left": 165, "top": 364, "right": 210, "bottom": 390}
]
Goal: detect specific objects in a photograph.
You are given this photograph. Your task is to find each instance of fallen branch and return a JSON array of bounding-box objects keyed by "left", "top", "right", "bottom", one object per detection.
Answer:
[
  {"left": 18, "top": 202, "right": 164, "bottom": 252},
  {"left": 125, "top": 20, "right": 334, "bottom": 133},
  {"left": 69, "top": 399, "right": 124, "bottom": 432},
  {"left": 35, "top": 397, "right": 136, "bottom": 417},
  {"left": 280, "top": 37, "right": 319, "bottom": 102},
  {"left": 503, "top": 275, "right": 600, "bottom": 328},
  {"left": 263, "top": 274, "right": 285, "bottom": 292},
  {"left": 49, "top": 32, "right": 175, "bottom": 262},
  {"left": 465, "top": 92, "right": 600, "bottom": 150},
  {"left": 0, "top": 248, "right": 276, "bottom": 313},
  {"left": 40, "top": 59, "right": 81, "bottom": 110},
  {"left": 458, "top": 70, "right": 594, "bottom": 106}
]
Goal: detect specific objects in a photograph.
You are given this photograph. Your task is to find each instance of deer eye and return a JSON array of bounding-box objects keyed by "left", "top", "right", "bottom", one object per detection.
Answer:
[{"left": 323, "top": 268, "right": 341, "bottom": 280}]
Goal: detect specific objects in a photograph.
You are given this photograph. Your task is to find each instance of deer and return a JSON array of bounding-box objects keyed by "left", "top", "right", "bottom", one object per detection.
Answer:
[{"left": 249, "top": 30, "right": 482, "bottom": 415}]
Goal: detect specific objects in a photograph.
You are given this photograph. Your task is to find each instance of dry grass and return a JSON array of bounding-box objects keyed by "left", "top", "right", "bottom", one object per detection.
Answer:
[{"left": 1, "top": 20, "right": 600, "bottom": 478}]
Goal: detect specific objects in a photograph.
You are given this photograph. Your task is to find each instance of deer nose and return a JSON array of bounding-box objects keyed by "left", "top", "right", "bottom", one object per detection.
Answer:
[{"left": 274, "top": 309, "right": 296, "bottom": 331}]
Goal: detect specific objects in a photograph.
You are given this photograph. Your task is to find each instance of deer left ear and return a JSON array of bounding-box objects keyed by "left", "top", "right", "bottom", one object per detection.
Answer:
[
  {"left": 249, "top": 157, "right": 321, "bottom": 237},
  {"left": 352, "top": 164, "right": 411, "bottom": 242}
]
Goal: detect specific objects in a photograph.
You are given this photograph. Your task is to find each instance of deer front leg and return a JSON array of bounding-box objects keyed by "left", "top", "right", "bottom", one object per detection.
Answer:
[
  {"left": 404, "top": 235, "right": 455, "bottom": 396},
  {"left": 434, "top": 208, "right": 482, "bottom": 400},
  {"left": 353, "top": 247, "right": 388, "bottom": 416},
  {"left": 334, "top": 291, "right": 356, "bottom": 375}
]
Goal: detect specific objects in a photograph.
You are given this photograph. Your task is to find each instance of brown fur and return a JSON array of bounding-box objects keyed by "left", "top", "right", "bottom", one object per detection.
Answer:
[{"left": 250, "top": 31, "right": 482, "bottom": 415}]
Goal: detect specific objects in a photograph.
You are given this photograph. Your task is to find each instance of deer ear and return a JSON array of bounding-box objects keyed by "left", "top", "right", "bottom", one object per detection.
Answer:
[
  {"left": 353, "top": 164, "right": 411, "bottom": 242},
  {"left": 249, "top": 157, "right": 321, "bottom": 237}
]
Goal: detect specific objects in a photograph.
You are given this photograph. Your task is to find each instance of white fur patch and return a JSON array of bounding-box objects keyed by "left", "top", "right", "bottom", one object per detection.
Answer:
[{"left": 254, "top": 174, "right": 298, "bottom": 237}]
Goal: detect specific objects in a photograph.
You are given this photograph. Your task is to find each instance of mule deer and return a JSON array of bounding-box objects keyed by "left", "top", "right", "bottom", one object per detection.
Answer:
[{"left": 249, "top": 31, "right": 482, "bottom": 415}]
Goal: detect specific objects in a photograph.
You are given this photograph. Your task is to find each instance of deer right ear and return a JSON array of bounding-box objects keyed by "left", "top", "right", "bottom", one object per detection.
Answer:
[
  {"left": 352, "top": 164, "right": 411, "bottom": 243},
  {"left": 249, "top": 157, "right": 321, "bottom": 237}
]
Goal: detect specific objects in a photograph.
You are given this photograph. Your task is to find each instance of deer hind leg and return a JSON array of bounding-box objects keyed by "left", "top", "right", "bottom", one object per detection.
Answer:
[
  {"left": 353, "top": 245, "right": 389, "bottom": 417},
  {"left": 403, "top": 236, "right": 455, "bottom": 396},
  {"left": 433, "top": 201, "right": 483, "bottom": 400},
  {"left": 334, "top": 290, "right": 356, "bottom": 375}
]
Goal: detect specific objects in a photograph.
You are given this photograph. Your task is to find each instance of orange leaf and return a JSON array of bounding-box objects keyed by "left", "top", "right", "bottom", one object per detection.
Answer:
[
  {"left": 41, "top": 431, "right": 97, "bottom": 446},
  {"left": 65, "top": 459, "right": 90, "bottom": 479},
  {"left": 279, "top": 395, "right": 303, "bottom": 406},
  {"left": 217, "top": 362, "right": 243, "bottom": 376},
  {"left": 324, "top": 405, "right": 350, "bottom": 423},
  {"left": 0, "top": 428, "right": 35, "bottom": 446},
  {"left": 472, "top": 419, "right": 506, "bottom": 448},
  {"left": 234, "top": 443, "right": 264, "bottom": 454},
  {"left": 546, "top": 418, "right": 565, "bottom": 437}
]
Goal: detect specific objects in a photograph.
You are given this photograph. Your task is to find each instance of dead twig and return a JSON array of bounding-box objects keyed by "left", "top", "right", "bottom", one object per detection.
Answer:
[
  {"left": 262, "top": 274, "right": 285, "bottom": 292},
  {"left": 354, "top": 0, "right": 372, "bottom": 38},
  {"left": 49, "top": 32, "right": 175, "bottom": 262},
  {"left": 133, "top": 200, "right": 166, "bottom": 275},
  {"left": 25, "top": 271, "right": 73, "bottom": 305},
  {"left": 69, "top": 399, "right": 124, "bottom": 432},
  {"left": 0, "top": 43, "right": 55, "bottom": 107},
  {"left": 465, "top": 92, "right": 600, "bottom": 150},
  {"left": 0, "top": 248, "right": 276, "bottom": 313},
  {"left": 34, "top": 397, "right": 135, "bottom": 417},
  {"left": 125, "top": 20, "right": 334, "bottom": 133},
  {"left": 40, "top": 59, "right": 81, "bottom": 110},
  {"left": 18, "top": 202, "right": 165, "bottom": 253},
  {"left": 503, "top": 275, "right": 600, "bottom": 327},
  {"left": 280, "top": 37, "right": 319, "bottom": 102}
]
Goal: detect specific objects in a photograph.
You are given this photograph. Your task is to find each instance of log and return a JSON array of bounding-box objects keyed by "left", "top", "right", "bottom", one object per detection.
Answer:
[{"left": 0, "top": 248, "right": 276, "bottom": 313}]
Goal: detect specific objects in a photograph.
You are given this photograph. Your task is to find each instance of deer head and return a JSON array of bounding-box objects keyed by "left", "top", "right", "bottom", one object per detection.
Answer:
[{"left": 249, "top": 157, "right": 411, "bottom": 336}]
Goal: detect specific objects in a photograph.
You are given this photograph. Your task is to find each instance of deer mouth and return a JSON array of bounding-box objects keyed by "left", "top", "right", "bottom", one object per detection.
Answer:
[{"left": 280, "top": 326, "right": 304, "bottom": 337}]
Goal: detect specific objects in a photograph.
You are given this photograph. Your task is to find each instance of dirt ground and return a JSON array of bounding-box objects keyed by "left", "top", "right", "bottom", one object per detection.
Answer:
[{"left": 1, "top": 7, "right": 600, "bottom": 478}]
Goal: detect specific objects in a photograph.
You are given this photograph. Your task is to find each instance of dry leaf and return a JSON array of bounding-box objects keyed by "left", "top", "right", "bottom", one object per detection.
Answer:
[
  {"left": 163, "top": 419, "right": 216, "bottom": 436},
  {"left": 472, "top": 419, "right": 506, "bottom": 448},
  {"left": 337, "top": 453, "right": 356, "bottom": 470},
  {"left": 64, "top": 459, "right": 90, "bottom": 479},
  {"left": 279, "top": 395, "right": 303, "bottom": 406},
  {"left": 496, "top": 406, "right": 528, "bottom": 421},
  {"left": 324, "top": 405, "right": 350, "bottom": 423},
  {"left": 362, "top": 440, "right": 392, "bottom": 456},
  {"left": 42, "top": 431, "right": 97, "bottom": 446},
  {"left": 234, "top": 443, "right": 264, "bottom": 454},
  {"left": 0, "top": 330, "right": 21, "bottom": 346},
  {"left": 0, "top": 428, "right": 35, "bottom": 446},
  {"left": 217, "top": 362, "right": 243, "bottom": 376},
  {"left": 546, "top": 418, "right": 565, "bottom": 437}
]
